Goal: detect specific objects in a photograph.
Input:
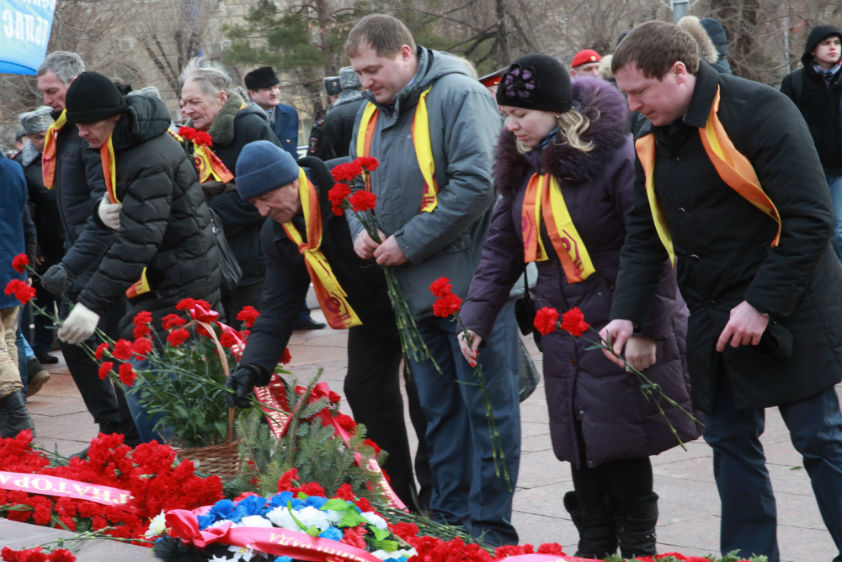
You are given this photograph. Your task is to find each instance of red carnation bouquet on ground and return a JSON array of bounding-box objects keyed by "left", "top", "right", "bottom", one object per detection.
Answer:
[
  {"left": 94, "top": 299, "right": 291, "bottom": 449},
  {"left": 329, "top": 157, "right": 439, "bottom": 375},
  {"left": 534, "top": 306, "right": 702, "bottom": 447}
]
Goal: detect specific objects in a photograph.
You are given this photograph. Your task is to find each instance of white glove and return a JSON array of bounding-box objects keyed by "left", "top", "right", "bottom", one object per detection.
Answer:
[
  {"left": 97, "top": 193, "right": 122, "bottom": 230},
  {"left": 58, "top": 303, "right": 100, "bottom": 345}
]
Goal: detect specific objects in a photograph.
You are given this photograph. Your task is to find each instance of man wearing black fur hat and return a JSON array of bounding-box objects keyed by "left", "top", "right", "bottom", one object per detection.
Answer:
[
  {"left": 244, "top": 66, "right": 300, "bottom": 161},
  {"left": 57, "top": 71, "right": 221, "bottom": 441},
  {"left": 782, "top": 25, "right": 842, "bottom": 260}
]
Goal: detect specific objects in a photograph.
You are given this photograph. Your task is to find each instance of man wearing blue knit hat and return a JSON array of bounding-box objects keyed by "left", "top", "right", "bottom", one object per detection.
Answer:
[{"left": 226, "top": 141, "right": 431, "bottom": 512}]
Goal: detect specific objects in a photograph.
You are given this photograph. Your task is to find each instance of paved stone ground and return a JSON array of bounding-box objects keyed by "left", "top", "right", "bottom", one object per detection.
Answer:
[{"left": 6, "top": 308, "right": 839, "bottom": 560}]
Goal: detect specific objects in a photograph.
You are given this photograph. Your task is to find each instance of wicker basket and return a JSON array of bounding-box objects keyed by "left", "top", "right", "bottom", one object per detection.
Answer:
[{"left": 172, "top": 407, "right": 241, "bottom": 480}]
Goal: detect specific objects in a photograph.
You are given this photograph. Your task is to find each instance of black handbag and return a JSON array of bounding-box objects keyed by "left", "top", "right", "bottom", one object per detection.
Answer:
[
  {"left": 207, "top": 208, "right": 242, "bottom": 297},
  {"left": 514, "top": 265, "right": 542, "bottom": 351}
]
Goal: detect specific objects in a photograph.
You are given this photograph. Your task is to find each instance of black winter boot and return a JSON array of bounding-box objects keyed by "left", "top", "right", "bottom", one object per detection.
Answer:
[
  {"left": 0, "top": 391, "right": 35, "bottom": 438},
  {"left": 563, "top": 491, "right": 618, "bottom": 558},
  {"left": 616, "top": 492, "right": 659, "bottom": 558}
]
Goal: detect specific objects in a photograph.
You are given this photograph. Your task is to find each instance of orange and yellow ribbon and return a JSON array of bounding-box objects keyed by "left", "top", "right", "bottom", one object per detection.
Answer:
[
  {"left": 636, "top": 85, "right": 781, "bottom": 265},
  {"left": 281, "top": 168, "right": 361, "bottom": 329},
  {"left": 41, "top": 109, "right": 66, "bottom": 189},
  {"left": 356, "top": 87, "right": 438, "bottom": 212},
  {"left": 522, "top": 173, "right": 595, "bottom": 283}
]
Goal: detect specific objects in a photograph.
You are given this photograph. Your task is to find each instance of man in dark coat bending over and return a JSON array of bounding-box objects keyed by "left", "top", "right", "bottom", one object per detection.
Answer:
[
  {"left": 224, "top": 141, "right": 430, "bottom": 511},
  {"left": 601, "top": 21, "right": 842, "bottom": 561}
]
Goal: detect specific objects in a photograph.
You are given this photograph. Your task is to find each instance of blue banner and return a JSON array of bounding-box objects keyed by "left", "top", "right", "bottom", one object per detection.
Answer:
[{"left": 0, "top": 0, "right": 55, "bottom": 75}]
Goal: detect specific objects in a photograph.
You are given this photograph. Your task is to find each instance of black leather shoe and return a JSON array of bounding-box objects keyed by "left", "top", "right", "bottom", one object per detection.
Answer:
[
  {"left": 295, "top": 317, "right": 326, "bottom": 330},
  {"left": 35, "top": 351, "right": 58, "bottom": 364}
]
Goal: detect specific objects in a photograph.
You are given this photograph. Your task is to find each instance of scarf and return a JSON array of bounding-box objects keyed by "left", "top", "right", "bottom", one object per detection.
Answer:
[
  {"left": 168, "top": 129, "right": 234, "bottom": 183},
  {"left": 41, "top": 109, "right": 66, "bottom": 189},
  {"left": 282, "top": 168, "right": 362, "bottom": 329},
  {"left": 522, "top": 172, "right": 595, "bottom": 283},
  {"left": 635, "top": 85, "right": 782, "bottom": 265},
  {"left": 356, "top": 86, "right": 438, "bottom": 212},
  {"left": 813, "top": 60, "right": 842, "bottom": 83}
]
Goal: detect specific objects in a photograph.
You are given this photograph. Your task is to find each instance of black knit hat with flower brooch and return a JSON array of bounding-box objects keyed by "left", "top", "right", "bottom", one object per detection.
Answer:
[{"left": 496, "top": 53, "right": 572, "bottom": 114}]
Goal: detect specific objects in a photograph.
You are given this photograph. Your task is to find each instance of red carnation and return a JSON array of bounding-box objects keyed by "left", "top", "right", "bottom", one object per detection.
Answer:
[
  {"left": 167, "top": 328, "right": 190, "bottom": 347},
  {"left": 349, "top": 190, "right": 377, "bottom": 212},
  {"left": 133, "top": 310, "right": 152, "bottom": 327},
  {"left": 280, "top": 348, "right": 291, "bottom": 364},
  {"left": 11, "top": 254, "right": 28, "bottom": 274},
  {"left": 299, "top": 481, "right": 325, "bottom": 497},
  {"left": 328, "top": 183, "right": 351, "bottom": 216},
  {"left": 356, "top": 156, "right": 379, "bottom": 172},
  {"left": 335, "top": 413, "right": 357, "bottom": 432},
  {"left": 363, "top": 438, "right": 381, "bottom": 455},
  {"left": 94, "top": 342, "right": 109, "bottom": 361},
  {"left": 193, "top": 131, "right": 213, "bottom": 146},
  {"left": 132, "top": 337, "right": 153, "bottom": 359},
  {"left": 161, "top": 313, "right": 186, "bottom": 331},
  {"left": 97, "top": 362, "right": 114, "bottom": 380},
  {"left": 277, "top": 467, "right": 299, "bottom": 491},
  {"left": 560, "top": 306, "right": 590, "bottom": 337},
  {"left": 534, "top": 307, "right": 559, "bottom": 336},
  {"left": 47, "top": 549, "right": 76, "bottom": 562},
  {"left": 429, "top": 277, "right": 453, "bottom": 298},
  {"left": 111, "top": 339, "right": 134, "bottom": 361},
  {"left": 118, "top": 363, "right": 137, "bottom": 386},
  {"left": 236, "top": 305, "right": 260, "bottom": 328},
  {"left": 4, "top": 279, "right": 36, "bottom": 305},
  {"left": 219, "top": 330, "right": 239, "bottom": 349},
  {"left": 178, "top": 126, "right": 196, "bottom": 141},
  {"left": 331, "top": 161, "right": 363, "bottom": 182},
  {"left": 432, "top": 292, "right": 462, "bottom": 318}
]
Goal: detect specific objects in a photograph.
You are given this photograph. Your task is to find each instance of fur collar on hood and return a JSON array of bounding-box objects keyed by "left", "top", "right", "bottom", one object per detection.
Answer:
[
  {"left": 185, "top": 91, "right": 266, "bottom": 147},
  {"left": 494, "top": 77, "right": 629, "bottom": 192}
]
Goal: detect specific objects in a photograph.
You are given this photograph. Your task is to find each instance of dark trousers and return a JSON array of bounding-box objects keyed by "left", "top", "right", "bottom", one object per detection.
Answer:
[
  {"left": 222, "top": 281, "right": 265, "bottom": 325},
  {"left": 344, "top": 327, "right": 431, "bottom": 512},
  {"left": 703, "top": 379, "right": 842, "bottom": 562},
  {"left": 571, "top": 457, "right": 653, "bottom": 512},
  {"left": 59, "top": 298, "right": 139, "bottom": 445},
  {"left": 31, "top": 278, "right": 58, "bottom": 355},
  {"left": 408, "top": 301, "right": 521, "bottom": 546}
]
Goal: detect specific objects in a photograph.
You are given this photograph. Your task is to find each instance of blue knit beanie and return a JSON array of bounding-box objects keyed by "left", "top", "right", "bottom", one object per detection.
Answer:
[{"left": 235, "top": 140, "right": 300, "bottom": 200}]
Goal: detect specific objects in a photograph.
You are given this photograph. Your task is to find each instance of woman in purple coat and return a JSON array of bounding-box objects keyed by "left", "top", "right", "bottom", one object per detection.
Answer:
[{"left": 458, "top": 54, "right": 699, "bottom": 559}]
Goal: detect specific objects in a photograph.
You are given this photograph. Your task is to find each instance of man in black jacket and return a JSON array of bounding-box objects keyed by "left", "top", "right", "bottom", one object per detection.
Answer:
[
  {"left": 224, "top": 140, "right": 429, "bottom": 511},
  {"left": 781, "top": 25, "right": 842, "bottom": 260},
  {"left": 57, "top": 72, "right": 221, "bottom": 442},
  {"left": 35, "top": 51, "right": 138, "bottom": 445},
  {"left": 601, "top": 21, "right": 842, "bottom": 561}
]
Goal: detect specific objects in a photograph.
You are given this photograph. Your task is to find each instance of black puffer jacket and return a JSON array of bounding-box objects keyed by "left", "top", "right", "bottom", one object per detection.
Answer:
[
  {"left": 781, "top": 25, "right": 842, "bottom": 175},
  {"left": 77, "top": 94, "right": 220, "bottom": 338},
  {"left": 192, "top": 92, "right": 281, "bottom": 287},
  {"left": 14, "top": 142, "right": 64, "bottom": 267}
]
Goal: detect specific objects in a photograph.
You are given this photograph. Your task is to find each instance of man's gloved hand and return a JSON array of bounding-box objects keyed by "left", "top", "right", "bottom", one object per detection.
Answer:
[
  {"left": 42, "top": 263, "right": 74, "bottom": 297},
  {"left": 97, "top": 194, "right": 121, "bottom": 230},
  {"left": 58, "top": 302, "right": 100, "bottom": 345},
  {"left": 225, "top": 364, "right": 269, "bottom": 408}
]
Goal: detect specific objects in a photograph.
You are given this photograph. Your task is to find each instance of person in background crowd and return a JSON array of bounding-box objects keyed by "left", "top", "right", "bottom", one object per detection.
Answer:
[
  {"left": 244, "top": 66, "right": 299, "bottom": 161},
  {"left": 0, "top": 154, "right": 36, "bottom": 438},
  {"left": 677, "top": 16, "right": 733, "bottom": 76},
  {"left": 459, "top": 54, "right": 698, "bottom": 558},
  {"left": 243, "top": 65, "right": 327, "bottom": 331},
  {"left": 307, "top": 67, "right": 366, "bottom": 162},
  {"left": 36, "top": 51, "right": 139, "bottom": 447},
  {"left": 13, "top": 106, "right": 63, "bottom": 370},
  {"left": 57, "top": 71, "right": 221, "bottom": 442},
  {"left": 603, "top": 21, "right": 842, "bottom": 561},
  {"left": 345, "top": 14, "right": 521, "bottom": 545},
  {"left": 180, "top": 64, "right": 280, "bottom": 323},
  {"left": 226, "top": 141, "right": 431, "bottom": 511},
  {"left": 570, "top": 49, "right": 602, "bottom": 78},
  {"left": 781, "top": 25, "right": 842, "bottom": 261}
]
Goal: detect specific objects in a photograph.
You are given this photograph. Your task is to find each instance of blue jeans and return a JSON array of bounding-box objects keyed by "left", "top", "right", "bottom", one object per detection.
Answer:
[
  {"left": 407, "top": 300, "right": 521, "bottom": 546},
  {"left": 828, "top": 175, "right": 842, "bottom": 260},
  {"left": 123, "top": 357, "right": 169, "bottom": 443},
  {"left": 703, "top": 380, "right": 842, "bottom": 562}
]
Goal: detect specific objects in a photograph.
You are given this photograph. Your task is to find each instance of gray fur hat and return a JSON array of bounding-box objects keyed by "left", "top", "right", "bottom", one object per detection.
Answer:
[
  {"left": 677, "top": 15, "right": 719, "bottom": 65},
  {"left": 19, "top": 106, "right": 54, "bottom": 135}
]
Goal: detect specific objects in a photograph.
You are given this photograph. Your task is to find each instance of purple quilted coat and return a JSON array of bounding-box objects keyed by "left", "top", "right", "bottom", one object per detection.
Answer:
[{"left": 461, "top": 77, "right": 700, "bottom": 468}]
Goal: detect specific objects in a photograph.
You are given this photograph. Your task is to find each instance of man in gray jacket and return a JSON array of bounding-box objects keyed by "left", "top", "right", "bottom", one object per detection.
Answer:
[{"left": 345, "top": 14, "right": 520, "bottom": 545}]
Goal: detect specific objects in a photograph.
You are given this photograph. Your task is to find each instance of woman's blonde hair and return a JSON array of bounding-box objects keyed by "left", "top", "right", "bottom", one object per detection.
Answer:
[{"left": 516, "top": 107, "right": 595, "bottom": 154}]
